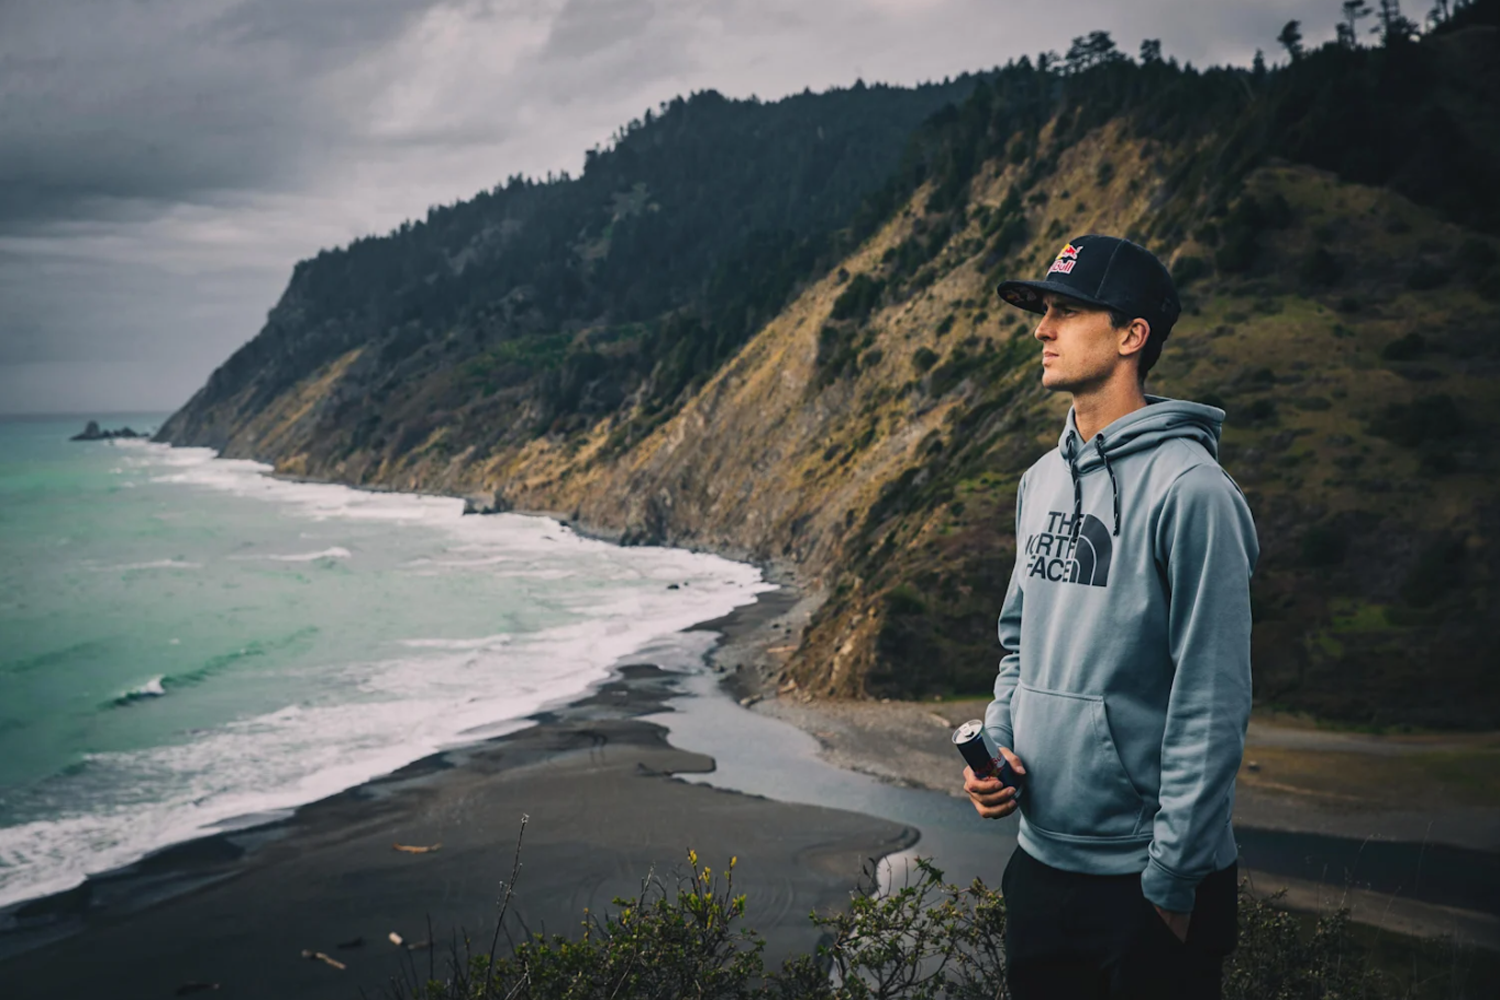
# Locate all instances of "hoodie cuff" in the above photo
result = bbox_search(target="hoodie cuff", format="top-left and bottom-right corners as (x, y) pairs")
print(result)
(1141, 858), (1199, 913)
(986, 726), (1013, 755)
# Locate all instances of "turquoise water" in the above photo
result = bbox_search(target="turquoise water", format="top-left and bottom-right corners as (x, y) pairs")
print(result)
(0, 415), (771, 907)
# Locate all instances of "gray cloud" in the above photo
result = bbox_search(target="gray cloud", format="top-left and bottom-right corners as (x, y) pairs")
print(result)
(0, 0), (1338, 415)
(0, 0), (443, 228)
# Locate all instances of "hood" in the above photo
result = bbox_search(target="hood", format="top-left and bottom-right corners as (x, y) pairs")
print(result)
(1059, 396), (1224, 470)
(1056, 395), (1226, 538)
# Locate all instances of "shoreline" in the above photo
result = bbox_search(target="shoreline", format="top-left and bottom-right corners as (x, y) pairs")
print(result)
(0, 440), (789, 918)
(0, 584), (920, 999)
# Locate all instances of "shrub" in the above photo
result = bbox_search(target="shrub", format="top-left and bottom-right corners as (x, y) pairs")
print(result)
(1406, 262), (1449, 291)
(913, 347), (940, 373)
(1381, 332), (1426, 360)
(832, 274), (887, 322)
(1172, 255), (1210, 288)
(1399, 533), (1467, 608)
(1241, 398), (1277, 424)
(389, 844), (1469, 1000)
(817, 326), (872, 387)
(1456, 237), (1498, 277)
(1366, 393), (1463, 447)
(1303, 247), (1343, 287)
(1300, 523), (1349, 567)
(885, 584), (927, 616)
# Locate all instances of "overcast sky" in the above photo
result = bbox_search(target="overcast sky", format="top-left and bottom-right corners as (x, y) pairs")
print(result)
(0, 0), (1338, 417)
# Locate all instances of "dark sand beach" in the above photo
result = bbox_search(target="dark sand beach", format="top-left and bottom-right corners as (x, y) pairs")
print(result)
(0, 589), (915, 1000)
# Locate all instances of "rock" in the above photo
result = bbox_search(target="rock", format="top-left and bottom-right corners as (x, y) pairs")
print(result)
(70, 421), (142, 441)
(738, 695), (762, 708)
(461, 490), (512, 515)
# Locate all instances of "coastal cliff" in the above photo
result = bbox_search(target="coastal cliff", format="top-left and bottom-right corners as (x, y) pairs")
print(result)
(159, 12), (1500, 726)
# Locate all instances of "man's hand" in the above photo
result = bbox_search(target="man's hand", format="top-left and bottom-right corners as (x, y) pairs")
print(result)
(962, 747), (1026, 819)
(1153, 904), (1191, 943)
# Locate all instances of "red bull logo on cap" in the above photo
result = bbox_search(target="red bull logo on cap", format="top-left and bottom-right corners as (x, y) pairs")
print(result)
(1048, 242), (1081, 275)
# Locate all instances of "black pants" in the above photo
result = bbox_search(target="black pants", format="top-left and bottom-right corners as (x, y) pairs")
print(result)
(1001, 845), (1238, 1000)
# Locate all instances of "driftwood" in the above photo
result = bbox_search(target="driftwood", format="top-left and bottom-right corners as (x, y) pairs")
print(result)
(300, 949), (347, 970)
(392, 842), (442, 854)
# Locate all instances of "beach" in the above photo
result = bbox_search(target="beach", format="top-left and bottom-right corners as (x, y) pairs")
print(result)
(0, 584), (919, 999)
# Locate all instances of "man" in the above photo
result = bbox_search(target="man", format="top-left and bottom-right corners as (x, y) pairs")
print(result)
(964, 235), (1259, 999)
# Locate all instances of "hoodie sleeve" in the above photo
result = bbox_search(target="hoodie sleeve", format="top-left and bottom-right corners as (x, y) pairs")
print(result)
(1141, 463), (1258, 913)
(985, 471), (1027, 753)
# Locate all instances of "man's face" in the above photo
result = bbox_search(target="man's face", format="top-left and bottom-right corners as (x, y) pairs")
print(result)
(1031, 293), (1139, 393)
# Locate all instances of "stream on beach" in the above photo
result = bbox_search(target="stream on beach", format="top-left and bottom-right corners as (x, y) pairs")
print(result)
(639, 648), (1500, 924)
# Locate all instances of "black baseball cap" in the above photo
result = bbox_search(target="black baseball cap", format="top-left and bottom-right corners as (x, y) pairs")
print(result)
(995, 234), (1181, 338)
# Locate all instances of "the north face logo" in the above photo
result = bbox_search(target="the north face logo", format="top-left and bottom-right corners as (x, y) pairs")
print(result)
(1024, 512), (1112, 587)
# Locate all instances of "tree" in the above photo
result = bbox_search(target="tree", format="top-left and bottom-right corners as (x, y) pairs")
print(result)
(1064, 31), (1125, 73)
(1252, 48), (1267, 79)
(1341, 0), (1374, 46)
(1277, 20), (1304, 60)
(1139, 38), (1163, 64)
(1377, 0), (1420, 43)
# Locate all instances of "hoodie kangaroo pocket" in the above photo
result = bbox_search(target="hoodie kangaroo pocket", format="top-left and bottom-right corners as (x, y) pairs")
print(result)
(1012, 683), (1148, 842)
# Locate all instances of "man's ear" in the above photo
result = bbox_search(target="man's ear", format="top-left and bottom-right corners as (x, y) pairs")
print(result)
(1119, 317), (1150, 359)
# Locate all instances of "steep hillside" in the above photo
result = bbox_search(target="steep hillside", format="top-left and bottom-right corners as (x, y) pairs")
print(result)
(155, 77), (986, 459)
(160, 12), (1500, 728)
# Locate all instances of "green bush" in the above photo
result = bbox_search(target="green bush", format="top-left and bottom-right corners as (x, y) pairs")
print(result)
(1172, 255), (1210, 287)
(389, 847), (1480, 1000)
(1399, 533), (1467, 608)
(1300, 523), (1349, 567)
(1406, 262), (1449, 291)
(1303, 247), (1343, 287)
(885, 583), (928, 616)
(1381, 333), (1426, 361)
(817, 326), (862, 387)
(1366, 394), (1463, 447)
(832, 274), (887, 322)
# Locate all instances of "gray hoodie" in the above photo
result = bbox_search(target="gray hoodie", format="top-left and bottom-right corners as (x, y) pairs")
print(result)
(984, 395), (1259, 913)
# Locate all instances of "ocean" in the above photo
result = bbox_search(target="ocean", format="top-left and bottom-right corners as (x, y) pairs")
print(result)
(0, 414), (772, 909)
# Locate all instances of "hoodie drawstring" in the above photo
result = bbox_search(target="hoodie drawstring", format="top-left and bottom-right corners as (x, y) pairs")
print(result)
(1066, 433), (1083, 542)
(1065, 431), (1122, 539)
(1095, 435), (1120, 537)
